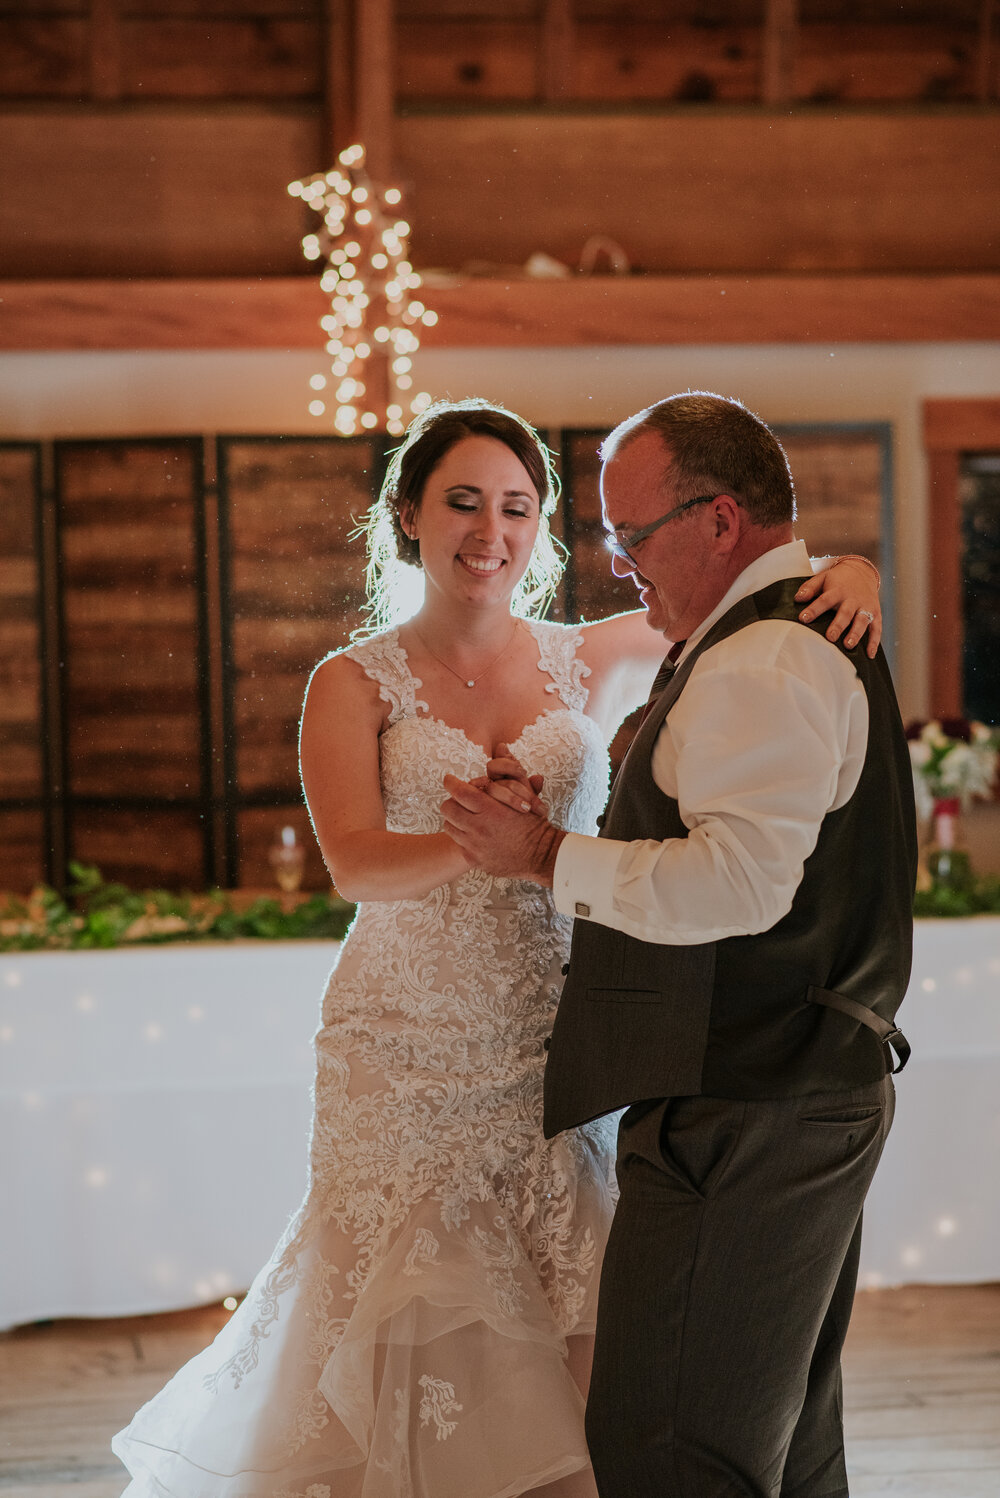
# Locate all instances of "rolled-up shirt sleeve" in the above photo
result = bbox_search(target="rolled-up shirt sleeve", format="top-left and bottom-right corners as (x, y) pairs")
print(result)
(553, 620), (869, 945)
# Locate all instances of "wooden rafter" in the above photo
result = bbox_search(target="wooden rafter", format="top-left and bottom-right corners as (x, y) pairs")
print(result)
(541, 0), (575, 102)
(318, 0), (395, 176)
(976, 0), (996, 103)
(323, 0), (356, 166)
(354, 0), (395, 183)
(88, 0), (122, 103)
(762, 0), (798, 106)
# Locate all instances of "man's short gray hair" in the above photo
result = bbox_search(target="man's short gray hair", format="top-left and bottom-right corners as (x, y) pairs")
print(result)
(601, 391), (796, 528)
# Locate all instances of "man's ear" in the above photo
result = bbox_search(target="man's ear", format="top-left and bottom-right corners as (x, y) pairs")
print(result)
(710, 495), (742, 554)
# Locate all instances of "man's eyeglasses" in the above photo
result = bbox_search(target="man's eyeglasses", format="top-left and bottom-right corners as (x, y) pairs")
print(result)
(604, 494), (720, 566)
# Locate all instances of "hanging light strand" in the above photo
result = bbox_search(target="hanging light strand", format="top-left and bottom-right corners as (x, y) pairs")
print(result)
(288, 143), (436, 437)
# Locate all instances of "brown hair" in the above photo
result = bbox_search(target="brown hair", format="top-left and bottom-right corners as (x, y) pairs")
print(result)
(360, 398), (564, 633)
(601, 391), (796, 528)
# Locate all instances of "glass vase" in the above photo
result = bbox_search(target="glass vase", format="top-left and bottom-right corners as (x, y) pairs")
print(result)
(926, 797), (973, 893)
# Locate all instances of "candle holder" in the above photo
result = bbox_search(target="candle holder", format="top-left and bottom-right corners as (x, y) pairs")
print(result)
(269, 826), (305, 895)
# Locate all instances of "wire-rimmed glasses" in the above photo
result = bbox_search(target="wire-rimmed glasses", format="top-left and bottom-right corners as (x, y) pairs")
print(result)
(604, 494), (720, 566)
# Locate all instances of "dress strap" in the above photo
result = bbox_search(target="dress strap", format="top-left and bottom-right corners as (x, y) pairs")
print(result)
(342, 629), (428, 726)
(529, 619), (591, 713)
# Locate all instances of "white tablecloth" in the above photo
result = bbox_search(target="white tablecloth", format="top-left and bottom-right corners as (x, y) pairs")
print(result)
(1, 923), (998, 1329)
(1, 943), (334, 1329)
(854, 920), (1000, 1289)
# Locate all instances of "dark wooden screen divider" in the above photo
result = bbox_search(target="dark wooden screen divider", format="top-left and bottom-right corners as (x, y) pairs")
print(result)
(217, 435), (385, 888)
(0, 443), (48, 891)
(559, 429), (639, 627)
(53, 438), (211, 891)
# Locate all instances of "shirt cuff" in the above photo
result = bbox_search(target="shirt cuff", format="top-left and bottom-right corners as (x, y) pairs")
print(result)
(553, 831), (630, 926)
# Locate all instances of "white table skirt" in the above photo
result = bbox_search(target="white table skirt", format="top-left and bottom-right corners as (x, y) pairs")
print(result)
(0, 943), (333, 1330)
(1, 923), (998, 1329)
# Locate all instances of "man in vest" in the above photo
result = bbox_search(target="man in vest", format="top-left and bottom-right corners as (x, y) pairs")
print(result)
(442, 391), (917, 1498)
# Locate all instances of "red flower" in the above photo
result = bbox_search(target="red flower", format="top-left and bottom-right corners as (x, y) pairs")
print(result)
(938, 717), (973, 743)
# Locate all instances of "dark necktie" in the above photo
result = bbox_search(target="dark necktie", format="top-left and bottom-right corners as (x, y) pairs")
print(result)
(638, 639), (686, 724)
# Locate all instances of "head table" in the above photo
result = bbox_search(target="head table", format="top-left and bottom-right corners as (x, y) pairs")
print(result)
(1, 920), (998, 1330)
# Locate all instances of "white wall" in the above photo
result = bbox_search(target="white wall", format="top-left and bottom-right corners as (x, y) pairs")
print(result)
(2, 340), (999, 717)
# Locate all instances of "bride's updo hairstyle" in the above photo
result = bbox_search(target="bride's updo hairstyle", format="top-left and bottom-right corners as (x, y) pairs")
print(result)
(359, 398), (565, 634)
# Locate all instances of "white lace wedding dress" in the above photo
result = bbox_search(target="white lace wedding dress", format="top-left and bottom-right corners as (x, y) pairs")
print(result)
(113, 619), (617, 1498)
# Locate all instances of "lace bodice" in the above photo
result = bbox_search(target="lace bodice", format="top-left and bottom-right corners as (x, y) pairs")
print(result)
(342, 617), (608, 846)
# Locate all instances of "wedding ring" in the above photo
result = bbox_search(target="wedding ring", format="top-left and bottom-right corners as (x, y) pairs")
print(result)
(857, 609), (875, 623)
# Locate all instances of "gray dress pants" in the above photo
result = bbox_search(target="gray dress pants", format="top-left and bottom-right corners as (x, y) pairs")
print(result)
(585, 1075), (894, 1498)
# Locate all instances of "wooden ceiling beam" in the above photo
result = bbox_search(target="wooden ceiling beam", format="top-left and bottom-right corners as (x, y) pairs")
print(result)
(3, 274), (1000, 352)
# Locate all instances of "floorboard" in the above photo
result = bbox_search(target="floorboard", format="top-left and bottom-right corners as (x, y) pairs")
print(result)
(1, 1286), (998, 1496)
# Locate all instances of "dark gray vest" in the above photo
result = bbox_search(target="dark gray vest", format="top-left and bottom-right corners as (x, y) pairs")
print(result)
(543, 577), (918, 1137)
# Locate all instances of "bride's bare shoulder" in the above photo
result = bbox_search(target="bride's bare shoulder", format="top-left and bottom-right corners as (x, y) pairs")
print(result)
(303, 635), (394, 723)
(573, 610), (666, 673)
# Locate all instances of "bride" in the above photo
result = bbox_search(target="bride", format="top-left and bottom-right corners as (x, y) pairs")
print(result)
(113, 399), (881, 1498)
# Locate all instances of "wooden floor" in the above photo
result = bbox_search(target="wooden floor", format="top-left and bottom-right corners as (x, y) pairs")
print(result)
(1, 1284), (998, 1497)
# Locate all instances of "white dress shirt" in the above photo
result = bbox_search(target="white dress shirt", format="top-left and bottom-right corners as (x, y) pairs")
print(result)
(553, 540), (870, 945)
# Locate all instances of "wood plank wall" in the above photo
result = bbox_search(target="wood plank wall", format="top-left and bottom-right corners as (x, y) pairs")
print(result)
(0, 417), (948, 897)
(394, 111), (1000, 276)
(54, 439), (210, 889)
(218, 435), (379, 887)
(0, 4), (997, 283)
(2, 108), (997, 280)
(0, 445), (47, 892)
(0, 3), (993, 106)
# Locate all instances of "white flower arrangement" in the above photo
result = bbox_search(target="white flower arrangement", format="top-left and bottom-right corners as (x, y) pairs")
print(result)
(905, 718), (1000, 823)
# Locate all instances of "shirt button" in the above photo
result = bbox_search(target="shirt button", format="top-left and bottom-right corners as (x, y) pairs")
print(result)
(561, 963), (570, 976)
(543, 1037), (551, 1051)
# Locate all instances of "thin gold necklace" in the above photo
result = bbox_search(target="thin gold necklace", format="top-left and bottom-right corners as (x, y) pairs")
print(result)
(414, 619), (521, 689)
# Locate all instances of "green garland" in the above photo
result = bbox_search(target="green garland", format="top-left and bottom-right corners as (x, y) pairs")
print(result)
(912, 874), (1000, 919)
(0, 864), (357, 952)
(2, 863), (999, 954)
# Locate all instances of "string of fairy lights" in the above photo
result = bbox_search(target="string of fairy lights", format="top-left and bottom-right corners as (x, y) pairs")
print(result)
(288, 144), (437, 437)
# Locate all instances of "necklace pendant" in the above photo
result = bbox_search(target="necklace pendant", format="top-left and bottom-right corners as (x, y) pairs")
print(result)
(466, 679), (475, 688)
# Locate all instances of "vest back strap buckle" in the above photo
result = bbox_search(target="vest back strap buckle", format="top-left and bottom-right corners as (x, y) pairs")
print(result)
(807, 985), (911, 1074)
